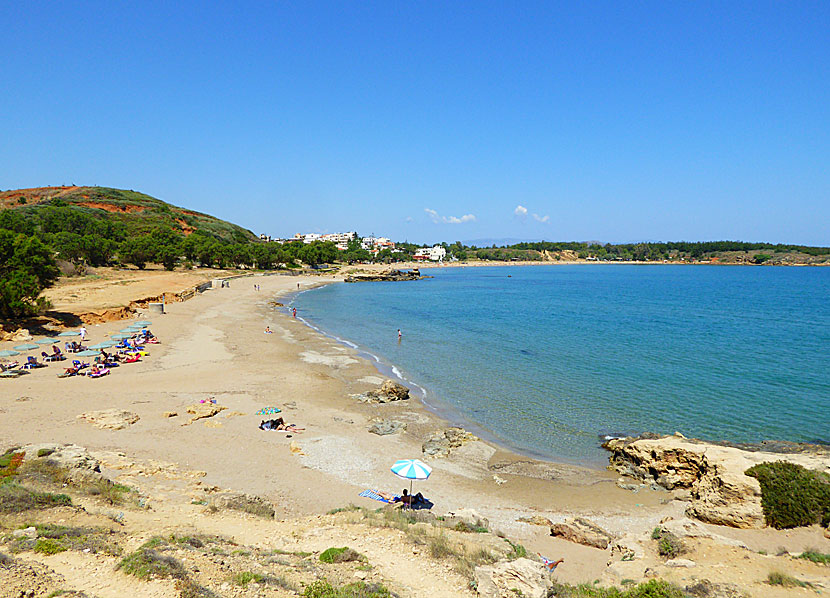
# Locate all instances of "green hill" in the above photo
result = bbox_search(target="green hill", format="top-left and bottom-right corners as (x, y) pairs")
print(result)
(0, 186), (256, 244)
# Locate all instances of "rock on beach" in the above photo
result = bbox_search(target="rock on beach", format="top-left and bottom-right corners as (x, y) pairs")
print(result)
(77, 409), (140, 430)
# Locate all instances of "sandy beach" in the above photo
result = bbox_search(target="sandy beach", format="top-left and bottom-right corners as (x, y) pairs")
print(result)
(1, 269), (828, 597)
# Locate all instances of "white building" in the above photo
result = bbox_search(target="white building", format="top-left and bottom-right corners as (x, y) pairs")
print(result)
(413, 245), (446, 261)
(361, 236), (395, 252)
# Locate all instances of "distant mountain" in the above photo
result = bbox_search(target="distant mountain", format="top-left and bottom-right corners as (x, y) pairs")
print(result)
(0, 186), (256, 243)
(462, 237), (547, 247)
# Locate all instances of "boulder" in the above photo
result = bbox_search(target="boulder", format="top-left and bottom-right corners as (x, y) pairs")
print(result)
(368, 419), (406, 435)
(422, 427), (478, 458)
(183, 403), (226, 425)
(365, 380), (410, 403)
(12, 527), (37, 539)
(604, 435), (830, 528)
(666, 558), (696, 568)
(10, 328), (33, 342)
(474, 558), (551, 598)
(518, 515), (554, 527)
(550, 517), (615, 549)
(77, 410), (140, 430)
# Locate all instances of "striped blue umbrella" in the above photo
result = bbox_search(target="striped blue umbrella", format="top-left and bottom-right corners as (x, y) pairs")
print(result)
(0, 350), (21, 357)
(391, 459), (432, 505)
(36, 337), (61, 345)
(59, 331), (80, 337)
(391, 459), (432, 480)
(13, 344), (39, 351)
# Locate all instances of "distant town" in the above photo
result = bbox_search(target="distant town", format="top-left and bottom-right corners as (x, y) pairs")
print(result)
(258, 232), (447, 262)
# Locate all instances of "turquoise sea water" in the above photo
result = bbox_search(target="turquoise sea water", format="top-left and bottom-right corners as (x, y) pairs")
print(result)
(293, 265), (830, 466)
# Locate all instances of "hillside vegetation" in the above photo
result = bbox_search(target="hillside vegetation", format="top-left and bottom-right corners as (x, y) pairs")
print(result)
(0, 186), (340, 318)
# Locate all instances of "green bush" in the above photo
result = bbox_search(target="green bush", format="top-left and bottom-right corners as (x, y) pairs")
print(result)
(650, 528), (683, 559)
(303, 580), (392, 598)
(766, 571), (811, 588)
(548, 579), (685, 598)
(0, 481), (71, 513)
(797, 550), (830, 565)
(746, 461), (830, 529)
(34, 538), (68, 555)
(319, 546), (364, 563)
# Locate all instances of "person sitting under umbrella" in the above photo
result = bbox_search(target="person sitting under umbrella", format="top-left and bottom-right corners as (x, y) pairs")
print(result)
(399, 488), (427, 507)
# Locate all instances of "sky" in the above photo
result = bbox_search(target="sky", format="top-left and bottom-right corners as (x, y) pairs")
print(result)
(1, 1), (828, 245)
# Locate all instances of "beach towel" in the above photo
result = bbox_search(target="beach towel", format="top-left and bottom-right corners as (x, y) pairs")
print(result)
(256, 406), (282, 415)
(358, 489), (400, 503)
(538, 554), (564, 571)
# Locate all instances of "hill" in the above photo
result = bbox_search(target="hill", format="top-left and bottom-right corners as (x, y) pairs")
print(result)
(0, 186), (256, 244)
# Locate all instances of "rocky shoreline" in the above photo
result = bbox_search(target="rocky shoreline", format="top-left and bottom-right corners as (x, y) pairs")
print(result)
(604, 433), (830, 529)
(343, 268), (424, 282)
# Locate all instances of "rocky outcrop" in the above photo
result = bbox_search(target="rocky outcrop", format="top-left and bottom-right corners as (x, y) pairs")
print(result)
(77, 409), (140, 430)
(368, 418), (406, 435)
(605, 434), (830, 528)
(363, 380), (411, 403)
(183, 403), (227, 425)
(474, 558), (551, 598)
(422, 427), (478, 458)
(344, 269), (421, 283)
(550, 517), (615, 549)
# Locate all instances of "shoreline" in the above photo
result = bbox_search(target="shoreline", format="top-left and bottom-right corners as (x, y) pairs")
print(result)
(284, 280), (611, 471)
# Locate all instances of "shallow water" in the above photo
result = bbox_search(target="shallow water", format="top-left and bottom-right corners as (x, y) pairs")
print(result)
(294, 265), (830, 466)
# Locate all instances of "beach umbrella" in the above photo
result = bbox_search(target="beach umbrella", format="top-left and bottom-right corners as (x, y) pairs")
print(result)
(390, 459), (432, 504)
(0, 371), (21, 378)
(133, 320), (152, 326)
(59, 331), (80, 337)
(77, 350), (101, 357)
(13, 344), (39, 351)
(119, 328), (139, 333)
(89, 342), (116, 349)
(0, 350), (21, 357)
(36, 337), (60, 345)
(110, 334), (129, 340)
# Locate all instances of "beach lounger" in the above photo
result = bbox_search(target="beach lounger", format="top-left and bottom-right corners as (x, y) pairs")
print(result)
(358, 489), (400, 504)
(87, 368), (110, 378)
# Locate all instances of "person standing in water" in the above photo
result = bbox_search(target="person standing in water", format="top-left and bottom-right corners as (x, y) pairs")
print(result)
(292, 307), (297, 318)
(397, 329), (402, 341)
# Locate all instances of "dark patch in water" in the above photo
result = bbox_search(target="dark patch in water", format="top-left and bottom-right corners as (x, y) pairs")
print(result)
(519, 349), (533, 355)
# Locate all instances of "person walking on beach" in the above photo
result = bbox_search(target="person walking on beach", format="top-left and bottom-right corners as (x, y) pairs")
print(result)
(79, 326), (87, 342)
(292, 307), (297, 318)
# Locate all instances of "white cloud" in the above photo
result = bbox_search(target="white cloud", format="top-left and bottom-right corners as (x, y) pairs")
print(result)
(405, 216), (414, 223)
(514, 205), (528, 217)
(532, 213), (550, 223)
(425, 208), (476, 224)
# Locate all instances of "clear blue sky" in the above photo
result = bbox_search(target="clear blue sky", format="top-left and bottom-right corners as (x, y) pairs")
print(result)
(2, 1), (828, 245)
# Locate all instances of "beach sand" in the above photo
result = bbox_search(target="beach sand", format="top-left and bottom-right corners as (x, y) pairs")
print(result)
(2, 270), (828, 596)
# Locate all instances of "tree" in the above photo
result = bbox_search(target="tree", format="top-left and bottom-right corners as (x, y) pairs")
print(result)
(0, 230), (59, 318)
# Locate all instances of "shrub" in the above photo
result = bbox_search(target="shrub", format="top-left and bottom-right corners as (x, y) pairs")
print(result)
(319, 546), (365, 563)
(650, 528), (683, 559)
(0, 481), (71, 513)
(34, 538), (68, 555)
(548, 579), (685, 598)
(303, 580), (392, 598)
(506, 539), (527, 559)
(0, 451), (24, 480)
(746, 461), (830, 529)
(117, 540), (188, 580)
(797, 550), (830, 565)
(766, 571), (811, 588)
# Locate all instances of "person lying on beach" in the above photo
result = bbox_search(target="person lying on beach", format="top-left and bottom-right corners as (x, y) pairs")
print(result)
(264, 326), (272, 334)
(62, 364), (80, 376)
(258, 418), (305, 432)
(89, 364), (100, 376)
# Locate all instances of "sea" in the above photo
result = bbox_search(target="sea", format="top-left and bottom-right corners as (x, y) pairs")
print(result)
(291, 265), (830, 467)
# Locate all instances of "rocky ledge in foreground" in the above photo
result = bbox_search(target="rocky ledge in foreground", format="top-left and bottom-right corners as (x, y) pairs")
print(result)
(604, 433), (830, 529)
(344, 268), (422, 282)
